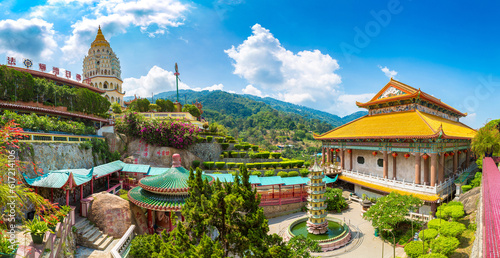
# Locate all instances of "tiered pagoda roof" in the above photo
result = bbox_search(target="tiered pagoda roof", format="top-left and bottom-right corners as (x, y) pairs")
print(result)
(127, 154), (214, 212)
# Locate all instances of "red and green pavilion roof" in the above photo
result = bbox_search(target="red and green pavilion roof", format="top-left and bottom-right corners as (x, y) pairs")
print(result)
(128, 166), (214, 212)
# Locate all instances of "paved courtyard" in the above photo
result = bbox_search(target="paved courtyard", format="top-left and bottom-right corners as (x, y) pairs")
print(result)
(267, 198), (407, 258)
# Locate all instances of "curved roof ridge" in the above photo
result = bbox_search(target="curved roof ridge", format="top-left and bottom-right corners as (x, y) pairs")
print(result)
(415, 109), (438, 134)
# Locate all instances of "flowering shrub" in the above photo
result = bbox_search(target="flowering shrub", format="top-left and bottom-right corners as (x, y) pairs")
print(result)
(0, 229), (18, 255)
(324, 188), (348, 212)
(115, 112), (200, 149)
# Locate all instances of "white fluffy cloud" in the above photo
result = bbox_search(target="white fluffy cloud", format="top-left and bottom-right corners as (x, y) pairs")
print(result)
(0, 18), (57, 60)
(242, 85), (264, 97)
(378, 65), (398, 78)
(225, 24), (342, 106)
(123, 66), (223, 97)
(331, 93), (374, 116)
(460, 112), (477, 127)
(59, 0), (188, 62)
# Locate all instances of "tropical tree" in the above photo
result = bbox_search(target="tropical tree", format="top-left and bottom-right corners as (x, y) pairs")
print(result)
(471, 126), (500, 157)
(182, 104), (201, 118)
(156, 99), (174, 112)
(111, 102), (122, 113)
(363, 192), (423, 231)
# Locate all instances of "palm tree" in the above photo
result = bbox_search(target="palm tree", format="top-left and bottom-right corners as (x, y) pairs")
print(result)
(471, 127), (500, 157)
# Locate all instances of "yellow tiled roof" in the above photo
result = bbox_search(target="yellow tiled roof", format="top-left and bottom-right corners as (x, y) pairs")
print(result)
(314, 110), (476, 140)
(339, 175), (440, 202)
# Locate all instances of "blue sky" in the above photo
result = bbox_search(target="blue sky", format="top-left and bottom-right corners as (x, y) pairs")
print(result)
(0, 0), (498, 128)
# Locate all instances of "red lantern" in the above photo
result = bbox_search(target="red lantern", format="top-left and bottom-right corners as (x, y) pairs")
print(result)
(372, 151), (378, 156)
(422, 154), (429, 160)
(464, 150), (467, 153)
(450, 152), (455, 156)
(404, 153), (410, 159)
(347, 149), (352, 153)
(392, 152), (398, 158)
(444, 153), (449, 157)
(336, 149), (340, 153)
(457, 151), (462, 154)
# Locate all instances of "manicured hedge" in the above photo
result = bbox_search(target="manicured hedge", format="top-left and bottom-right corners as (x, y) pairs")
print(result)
(226, 136), (234, 141)
(296, 160), (305, 168)
(270, 152), (282, 159)
(277, 171), (288, 177)
(236, 163), (244, 168)
(206, 136), (213, 142)
(219, 154), (224, 159)
(215, 137), (224, 143)
(430, 236), (459, 256)
(300, 168), (310, 177)
(404, 241), (428, 258)
(265, 170), (275, 177)
(192, 160), (200, 168)
(251, 145), (259, 151)
(304, 161), (311, 167)
(215, 162), (225, 169)
(419, 229), (438, 241)
(252, 171), (262, 176)
(203, 161), (215, 169)
(439, 221), (465, 238)
(230, 151), (239, 158)
(247, 163), (255, 169)
(226, 162), (236, 169)
(288, 171), (299, 177)
(221, 143), (229, 150)
(254, 163), (262, 169)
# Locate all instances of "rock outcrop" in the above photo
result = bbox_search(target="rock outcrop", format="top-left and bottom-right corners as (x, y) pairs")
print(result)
(88, 192), (132, 238)
(459, 186), (481, 214)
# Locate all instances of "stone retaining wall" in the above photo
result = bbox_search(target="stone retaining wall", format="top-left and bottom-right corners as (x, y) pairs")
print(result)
(262, 201), (306, 218)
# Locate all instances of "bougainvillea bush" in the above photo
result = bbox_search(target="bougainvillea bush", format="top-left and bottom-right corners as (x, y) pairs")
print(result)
(115, 112), (200, 149)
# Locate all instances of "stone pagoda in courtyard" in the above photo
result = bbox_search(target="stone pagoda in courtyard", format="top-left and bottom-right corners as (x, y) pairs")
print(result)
(306, 161), (328, 234)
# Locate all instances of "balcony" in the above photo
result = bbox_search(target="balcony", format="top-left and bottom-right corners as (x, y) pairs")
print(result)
(307, 189), (326, 195)
(307, 181), (324, 187)
(307, 204), (327, 210)
(308, 174), (325, 180)
(307, 196), (327, 202)
(339, 163), (477, 196)
(307, 212), (328, 219)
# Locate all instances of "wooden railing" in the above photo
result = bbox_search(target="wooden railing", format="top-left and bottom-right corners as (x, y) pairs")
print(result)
(19, 131), (104, 143)
(106, 182), (124, 195)
(258, 190), (308, 206)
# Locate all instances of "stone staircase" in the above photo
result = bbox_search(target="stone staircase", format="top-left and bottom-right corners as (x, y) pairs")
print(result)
(74, 219), (114, 250)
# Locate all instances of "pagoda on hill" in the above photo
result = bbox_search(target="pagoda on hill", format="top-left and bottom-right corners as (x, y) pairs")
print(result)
(314, 78), (477, 215)
(128, 154), (213, 233)
(306, 161), (328, 234)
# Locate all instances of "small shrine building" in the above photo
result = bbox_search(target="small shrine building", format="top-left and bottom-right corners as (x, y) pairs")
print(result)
(314, 79), (477, 215)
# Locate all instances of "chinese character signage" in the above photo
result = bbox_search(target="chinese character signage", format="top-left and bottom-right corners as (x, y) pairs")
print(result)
(39, 63), (46, 72)
(7, 57), (16, 66)
(53, 67), (59, 76)
(65, 70), (71, 79)
(76, 74), (81, 81)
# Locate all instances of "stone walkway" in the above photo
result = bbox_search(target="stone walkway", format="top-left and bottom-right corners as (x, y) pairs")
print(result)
(267, 199), (407, 258)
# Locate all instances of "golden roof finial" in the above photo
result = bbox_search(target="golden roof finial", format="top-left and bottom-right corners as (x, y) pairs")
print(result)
(92, 25), (109, 47)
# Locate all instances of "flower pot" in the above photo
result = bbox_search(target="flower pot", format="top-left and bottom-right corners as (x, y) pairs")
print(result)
(0, 247), (18, 258)
(31, 233), (44, 244)
(374, 228), (379, 237)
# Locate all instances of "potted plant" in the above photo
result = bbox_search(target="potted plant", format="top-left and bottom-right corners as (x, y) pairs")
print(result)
(24, 218), (51, 244)
(0, 230), (18, 258)
(44, 215), (59, 232)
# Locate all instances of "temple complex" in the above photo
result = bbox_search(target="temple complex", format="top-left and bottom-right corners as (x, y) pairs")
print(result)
(83, 26), (125, 106)
(314, 79), (477, 215)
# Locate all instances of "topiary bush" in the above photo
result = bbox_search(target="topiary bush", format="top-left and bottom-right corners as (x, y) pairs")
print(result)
(226, 136), (234, 141)
(246, 163), (255, 169)
(430, 236), (459, 256)
(239, 152), (247, 158)
(419, 229), (438, 242)
(215, 137), (224, 143)
(226, 162), (236, 169)
(270, 152), (282, 159)
(220, 143), (229, 150)
(236, 163), (244, 168)
(304, 161), (311, 167)
(428, 219), (447, 230)
(252, 171), (262, 176)
(265, 170), (275, 177)
(219, 154), (224, 159)
(192, 160), (200, 168)
(437, 202), (465, 221)
(300, 168), (310, 177)
(271, 162), (279, 169)
(277, 171), (288, 177)
(206, 136), (213, 142)
(215, 162), (225, 170)
(279, 161), (289, 169)
(404, 240), (429, 258)
(254, 163), (262, 169)
(461, 184), (472, 193)
(197, 136), (205, 143)
(418, 253), (447, 258)
(203, 161), (215, 170)
(230, 171), (239, 176)
(251, 145), (259, 151)
(439, 221), (465, 238)
(289, 171), (299, 177)
(234, 144), (242, 150)
(259, 151), (270, 159)
(230, 151), (238, 158)
(296, 160), (305, 168)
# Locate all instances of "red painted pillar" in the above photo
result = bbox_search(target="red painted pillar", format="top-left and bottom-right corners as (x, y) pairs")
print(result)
(147, 210), (153, 234)
(80, 185), (84, 216)
(279, 185), (282, 206)
(272, 185), (274, 199)
(181, 214), (184, 222)
(66, 189), (69, 206)
(107, 175), (110, 189)
(35, 187), (38, 194)
(91, 177), (94, 194)
(292, 185), (295, 198)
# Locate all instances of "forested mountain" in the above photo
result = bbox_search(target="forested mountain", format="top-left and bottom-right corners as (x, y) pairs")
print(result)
(125, 90), (367, 156)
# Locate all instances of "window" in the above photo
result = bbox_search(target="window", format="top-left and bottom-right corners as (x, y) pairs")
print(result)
(357, 156), (365, 164)
(377, 159), (384, 167)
